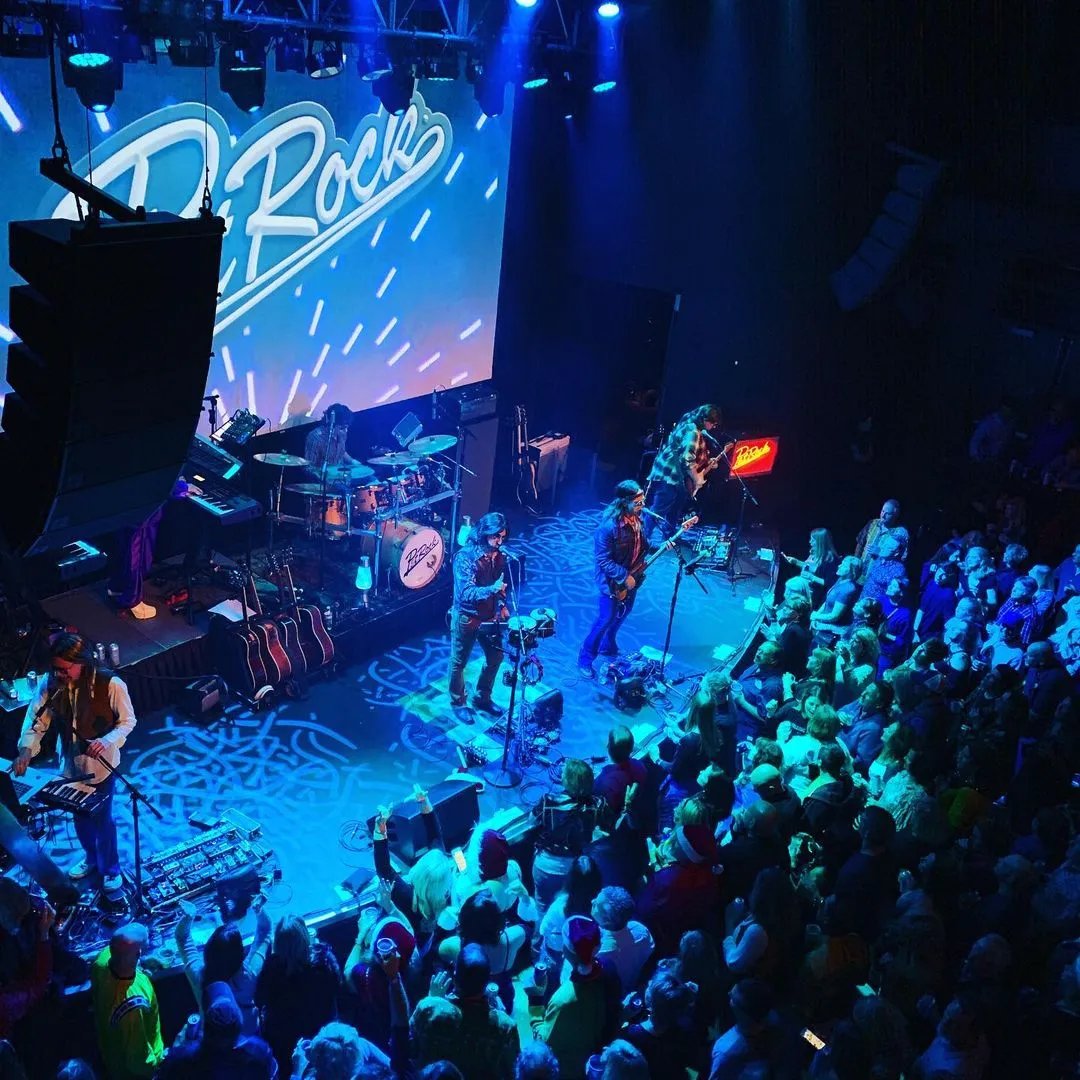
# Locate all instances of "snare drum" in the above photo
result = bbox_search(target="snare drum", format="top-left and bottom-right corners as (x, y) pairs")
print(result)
(353, 482), (388, 515)
(530, 608), (557, 639)
(381, 520), (445, 589)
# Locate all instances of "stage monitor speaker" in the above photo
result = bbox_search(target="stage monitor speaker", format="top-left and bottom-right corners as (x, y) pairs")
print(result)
(365, 778), (480, 866)
(1, 213), (225, 556)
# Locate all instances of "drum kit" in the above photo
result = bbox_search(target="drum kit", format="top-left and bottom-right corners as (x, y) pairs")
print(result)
(254, 433), (460, 594)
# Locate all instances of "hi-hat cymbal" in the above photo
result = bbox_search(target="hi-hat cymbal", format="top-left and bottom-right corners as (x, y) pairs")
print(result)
(254, 452), (309, 468)
(368, 451), (421, 467)
(408, 434), (458, 456)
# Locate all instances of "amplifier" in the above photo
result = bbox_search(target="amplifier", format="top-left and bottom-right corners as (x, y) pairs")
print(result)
(178, 676), (227, 719)
(529, 433), (570, 496)
(441, 383), (498, 425)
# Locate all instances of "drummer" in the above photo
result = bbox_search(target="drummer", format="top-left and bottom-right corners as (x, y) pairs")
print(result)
(304, 403), (361, 484)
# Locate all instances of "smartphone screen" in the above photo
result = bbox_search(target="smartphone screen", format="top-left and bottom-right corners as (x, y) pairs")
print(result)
(801, 1028), (826, 1051)
(452, 847), (467, 872)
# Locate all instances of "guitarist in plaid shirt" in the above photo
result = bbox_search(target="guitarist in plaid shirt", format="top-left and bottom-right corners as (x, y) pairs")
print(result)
(645, 404), (733, 542)
(578, 481), (648, 679)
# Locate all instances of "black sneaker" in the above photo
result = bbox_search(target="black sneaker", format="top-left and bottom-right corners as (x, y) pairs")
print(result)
(470, 696), (503, 717)
(452, 704), (475, 725)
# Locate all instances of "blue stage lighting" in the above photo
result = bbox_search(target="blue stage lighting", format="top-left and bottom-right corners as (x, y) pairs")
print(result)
(592, 79), (617, 93)
(597, 2), (620, 17)
(514, 0), (539, 7)
(523, 76), (548, 89)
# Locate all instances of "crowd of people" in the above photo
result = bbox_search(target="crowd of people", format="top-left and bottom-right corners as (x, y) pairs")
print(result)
(1, 445), (1079, 1078)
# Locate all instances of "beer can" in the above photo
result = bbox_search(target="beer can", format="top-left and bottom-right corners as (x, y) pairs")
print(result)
(108, 643), (121, 667)
(25, 670), (38, 689)
(94, 644), (107, 664)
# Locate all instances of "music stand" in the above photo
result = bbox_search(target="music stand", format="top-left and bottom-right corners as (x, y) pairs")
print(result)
(721, 436), (779, 590)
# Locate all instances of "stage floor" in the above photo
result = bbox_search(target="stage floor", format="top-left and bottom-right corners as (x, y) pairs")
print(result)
(38, 508), (775, 921)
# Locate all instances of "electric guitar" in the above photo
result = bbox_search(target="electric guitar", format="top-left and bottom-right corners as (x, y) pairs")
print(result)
(513, 404), (539, 507)
(686, 442), (736, 497)
(608, 515), (699, 600)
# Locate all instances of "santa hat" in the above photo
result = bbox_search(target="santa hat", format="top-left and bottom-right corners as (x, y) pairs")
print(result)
(371, 915), (416, 966)
(564, 915), (601, 967)
(478, 830), (511, 880)
(671, 824), (719, 865)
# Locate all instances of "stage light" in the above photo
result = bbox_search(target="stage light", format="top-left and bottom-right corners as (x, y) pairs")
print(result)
(356, 43), (392, 81)
(523, 73), (548, 90)
(419, 54), (459, 82)
(521, 52), (550, 90)
(592, 79), (617, 93)
(474, 70), (507, 117)
(220, 42), (266, 113)
(372, 65), (415, 115)
(307, 39), (344, 79)
(275, 32), (305, 73)
(597, 1), (621, 16)
(63, 34), (123, 113)
(514, 0), (539, 7)
(168, 33), (215, 67)
(0, 18), (48, 59)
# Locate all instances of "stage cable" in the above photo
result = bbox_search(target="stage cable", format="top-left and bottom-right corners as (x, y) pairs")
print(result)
(44, 0), (83, 221)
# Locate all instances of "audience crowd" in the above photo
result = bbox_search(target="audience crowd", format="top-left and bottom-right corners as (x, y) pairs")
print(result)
(0, 408), (1078, 1079)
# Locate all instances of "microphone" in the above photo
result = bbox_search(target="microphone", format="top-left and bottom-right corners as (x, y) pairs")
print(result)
(499, 546), (520, 560)
(639, 506), (667, 522)
(431, 386), (438, 422)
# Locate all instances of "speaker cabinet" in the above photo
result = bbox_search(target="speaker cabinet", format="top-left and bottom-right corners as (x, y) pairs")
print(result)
(365, 778), (480, 865)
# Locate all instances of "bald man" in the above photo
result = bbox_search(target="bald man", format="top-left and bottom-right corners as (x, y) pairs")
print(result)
(90, 923), (164, 1078)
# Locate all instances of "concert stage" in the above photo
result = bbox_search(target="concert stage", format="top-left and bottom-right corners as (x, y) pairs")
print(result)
(26, 505), (776, 931)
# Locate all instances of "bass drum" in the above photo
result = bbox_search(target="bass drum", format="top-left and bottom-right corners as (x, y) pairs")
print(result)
(381, 520), (445, 590)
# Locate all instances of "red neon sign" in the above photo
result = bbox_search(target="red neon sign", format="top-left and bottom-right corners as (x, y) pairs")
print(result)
(728, 436), (779, 478)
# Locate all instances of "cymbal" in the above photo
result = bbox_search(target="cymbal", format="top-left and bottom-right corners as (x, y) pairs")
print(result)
(254, 452), (309, 468)
(285, 482), (379, 497)
(325, 463), (377, 483)
(368, 451), (421, 467)
(408, 434), (458, 456)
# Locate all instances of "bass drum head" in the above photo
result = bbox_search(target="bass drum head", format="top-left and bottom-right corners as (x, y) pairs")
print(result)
(383, 521), (445, 589)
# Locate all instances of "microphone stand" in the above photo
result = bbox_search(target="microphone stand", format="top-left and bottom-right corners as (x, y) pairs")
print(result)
(95, 755), (163, 920)
(718, 445), (759, 593)
(318, 413), (336, 590)
(658, 539), (708, 684)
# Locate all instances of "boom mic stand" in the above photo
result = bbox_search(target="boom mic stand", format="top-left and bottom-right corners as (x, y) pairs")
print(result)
(96, 756), (163, 920)
(658, 537), (708, 683)
(317, 413), (336, 590)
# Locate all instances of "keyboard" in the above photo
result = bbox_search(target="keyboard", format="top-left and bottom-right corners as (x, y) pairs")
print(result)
(36, 778), (108, 817)
(184, 474), (263, 526)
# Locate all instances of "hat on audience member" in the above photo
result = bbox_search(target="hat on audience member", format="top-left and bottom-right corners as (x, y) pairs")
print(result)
(672, 824), (719, 865)
(564, 915), (601, 967)
(203, 982), (243, 1042)
(371, 915), (416, 966)
(749, 764), (782, 791)
(478, 830), (511, 880)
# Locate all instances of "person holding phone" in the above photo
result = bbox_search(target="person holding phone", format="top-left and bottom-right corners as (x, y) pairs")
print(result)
(447, 512), (511, 720)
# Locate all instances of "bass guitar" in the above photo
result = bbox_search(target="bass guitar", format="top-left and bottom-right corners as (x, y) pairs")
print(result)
(608, 515), (698, 601)
(246, 569), (292, 685)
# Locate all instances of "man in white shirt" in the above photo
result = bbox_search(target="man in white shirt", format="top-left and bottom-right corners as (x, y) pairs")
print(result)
(14, 633), (137, 896)
(592, 885), (654, 992)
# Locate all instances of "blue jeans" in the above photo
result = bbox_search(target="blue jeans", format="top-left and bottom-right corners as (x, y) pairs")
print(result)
(579, 592), (637, 667)
(73, 780), (119, 878)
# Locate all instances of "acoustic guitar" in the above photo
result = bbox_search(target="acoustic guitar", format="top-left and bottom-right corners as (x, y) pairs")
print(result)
(608, 515), (698, 601)
(246, 570), (292, 684)
(217, 572), (271, 694)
